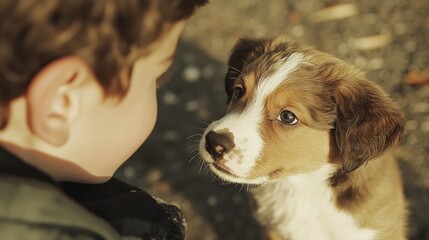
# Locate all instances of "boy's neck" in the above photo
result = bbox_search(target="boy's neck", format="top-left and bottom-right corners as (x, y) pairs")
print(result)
(0, 141), (110, 183)
(0, 144), (56, 184)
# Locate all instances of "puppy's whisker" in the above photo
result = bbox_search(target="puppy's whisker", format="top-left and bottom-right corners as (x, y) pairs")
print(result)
(191, 127), (206, 132)
(189, 147), (200, 153)
(225, 65), (244, 76)
(198, 160), (206, 173)
(237, 184), (245, 193)
(188, 153), (200, 163)
(186, 143), (199, 151)
(219, 64), (246, 82)
(186, 134), (203, 140)
(198, 121), (210, 126)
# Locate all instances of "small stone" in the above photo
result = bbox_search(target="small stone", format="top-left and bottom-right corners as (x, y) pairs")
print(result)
(163, 91), (179, 105)
(123, 166), (136, 180)
(186, 100), (199, 112)
(183, 66), (201, 82)
(154, 182), (171, 193)
(163, 131), (180, 141)
(147, 169), (162, 183)
(207, 195), (218, 206)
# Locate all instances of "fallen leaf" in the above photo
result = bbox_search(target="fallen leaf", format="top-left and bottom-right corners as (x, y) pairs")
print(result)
(350, 33), (392, 50)
(405, 70), (429, 86)
(312, 3), (359, 23)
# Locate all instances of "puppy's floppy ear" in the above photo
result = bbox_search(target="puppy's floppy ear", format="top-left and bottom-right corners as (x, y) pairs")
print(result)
(334, 77), (405, 173)
(225, 38), (265, 103)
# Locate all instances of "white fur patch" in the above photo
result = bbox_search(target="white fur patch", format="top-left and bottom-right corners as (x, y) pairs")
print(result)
(199, 53), (305, 183)
(201, 112), (263, 179)
(256, 53), (305, 99)
(251, 165), (377, 240)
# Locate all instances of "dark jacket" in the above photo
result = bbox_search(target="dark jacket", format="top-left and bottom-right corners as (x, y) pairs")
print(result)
(0, 146), (186, 240)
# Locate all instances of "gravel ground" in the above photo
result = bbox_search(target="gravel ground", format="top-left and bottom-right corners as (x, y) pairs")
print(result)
(116, 0), (429, 239)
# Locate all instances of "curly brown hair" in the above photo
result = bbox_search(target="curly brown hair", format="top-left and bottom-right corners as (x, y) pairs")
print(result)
(0, 0), (208, 129)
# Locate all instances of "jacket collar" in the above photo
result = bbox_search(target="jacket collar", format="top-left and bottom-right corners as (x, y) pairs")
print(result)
(0, 145), (57, 185)
(0, 175), (120, 240)
(0, 146), (120, 239)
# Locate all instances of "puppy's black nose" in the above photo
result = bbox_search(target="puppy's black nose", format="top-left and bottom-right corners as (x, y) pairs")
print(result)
(205, 131), (235, 160)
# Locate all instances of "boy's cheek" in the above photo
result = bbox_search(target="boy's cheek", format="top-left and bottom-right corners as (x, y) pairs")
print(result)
(125, 84), (158, 151)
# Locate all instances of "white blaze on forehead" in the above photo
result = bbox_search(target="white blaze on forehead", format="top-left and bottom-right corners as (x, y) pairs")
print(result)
(256, 53), (305, 100)
(202, 53), (305, 180)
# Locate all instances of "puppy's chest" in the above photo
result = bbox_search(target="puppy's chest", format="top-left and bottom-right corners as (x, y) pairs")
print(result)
(250, 175), (377, 240)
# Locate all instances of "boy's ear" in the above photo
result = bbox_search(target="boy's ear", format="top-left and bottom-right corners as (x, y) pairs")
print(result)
(26, 56), (93, 146)
(333, 78), (406, 173)
(225, 38), (265, 103)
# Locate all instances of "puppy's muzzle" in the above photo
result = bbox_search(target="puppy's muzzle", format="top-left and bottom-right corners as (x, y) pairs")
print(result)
(205, 131), (235, 161)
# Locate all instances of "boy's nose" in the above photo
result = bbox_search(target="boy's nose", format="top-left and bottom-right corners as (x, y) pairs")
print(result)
(205, 131), (235, 160)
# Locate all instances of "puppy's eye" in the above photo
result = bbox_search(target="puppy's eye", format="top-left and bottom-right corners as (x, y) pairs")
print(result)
(233, 86), (244, 100)
(277, 110), (298, 125)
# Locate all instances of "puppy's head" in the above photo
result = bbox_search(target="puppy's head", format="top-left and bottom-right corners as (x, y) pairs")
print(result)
(199, 37), (405, 184)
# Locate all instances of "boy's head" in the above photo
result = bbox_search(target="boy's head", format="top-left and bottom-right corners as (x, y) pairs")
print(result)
(0, 0), (207, 182)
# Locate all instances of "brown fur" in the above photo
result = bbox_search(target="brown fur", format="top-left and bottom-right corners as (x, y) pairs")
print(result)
(329, 153), (408, 239)
(223, 36), (407, 239)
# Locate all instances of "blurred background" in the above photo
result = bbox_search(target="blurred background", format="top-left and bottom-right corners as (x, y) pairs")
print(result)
(116, 0), (429, 239)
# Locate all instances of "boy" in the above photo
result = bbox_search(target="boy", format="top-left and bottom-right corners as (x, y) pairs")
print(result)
(0, 0), (208, 239)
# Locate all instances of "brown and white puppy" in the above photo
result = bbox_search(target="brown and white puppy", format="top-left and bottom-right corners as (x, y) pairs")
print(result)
(199, 37), (407, 240)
